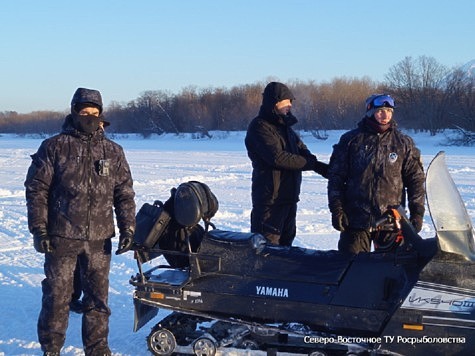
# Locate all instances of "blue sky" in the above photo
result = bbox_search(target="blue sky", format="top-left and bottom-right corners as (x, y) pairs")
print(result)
(1, 0), (474, 113)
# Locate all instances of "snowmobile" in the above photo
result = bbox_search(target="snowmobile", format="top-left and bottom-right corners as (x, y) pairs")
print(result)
(129, 151), (475, 355)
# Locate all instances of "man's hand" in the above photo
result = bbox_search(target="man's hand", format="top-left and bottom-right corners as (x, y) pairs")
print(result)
(409, 203), (424, 233)
(115, 228), (134, 255)
(33, 229), (53, 253)
(314, 161), (329, 179)
(332, 209), (349, 232)
(410, 214), (423, 233)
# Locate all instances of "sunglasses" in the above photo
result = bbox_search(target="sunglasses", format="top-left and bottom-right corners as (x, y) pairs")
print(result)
(371, 95), (395, 108)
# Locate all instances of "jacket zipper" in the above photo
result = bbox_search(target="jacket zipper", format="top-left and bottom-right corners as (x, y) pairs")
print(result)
(369, 134), (382, 228)
(86, 137), (92, 240)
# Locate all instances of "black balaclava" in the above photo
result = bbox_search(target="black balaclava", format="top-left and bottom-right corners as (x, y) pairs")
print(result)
(72, 111), (102, 134)
(70, 88), (105, 134)
(365, 116), (392, 133)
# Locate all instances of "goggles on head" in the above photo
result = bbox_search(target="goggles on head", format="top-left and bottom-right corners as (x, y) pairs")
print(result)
(366, 94), (395, 110)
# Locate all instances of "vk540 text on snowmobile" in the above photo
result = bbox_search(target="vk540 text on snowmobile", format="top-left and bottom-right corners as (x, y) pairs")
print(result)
(129, 152), (475, 355)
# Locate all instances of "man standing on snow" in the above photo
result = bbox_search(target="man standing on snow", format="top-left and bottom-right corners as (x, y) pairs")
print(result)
(25, 88), (136, 356)
(245, 82), (328, 246)
(327, 94), (425, 254)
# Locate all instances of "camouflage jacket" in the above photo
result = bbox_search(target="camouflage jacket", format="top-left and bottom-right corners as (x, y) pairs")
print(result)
(327, 118), (425, 229)
(25, 115), (136, 240)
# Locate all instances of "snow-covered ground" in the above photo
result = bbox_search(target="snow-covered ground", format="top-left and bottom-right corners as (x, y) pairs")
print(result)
(1, 130), (475, 356)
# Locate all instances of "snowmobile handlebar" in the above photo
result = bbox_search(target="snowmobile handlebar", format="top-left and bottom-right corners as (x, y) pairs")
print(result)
(370, 208), (402, 233)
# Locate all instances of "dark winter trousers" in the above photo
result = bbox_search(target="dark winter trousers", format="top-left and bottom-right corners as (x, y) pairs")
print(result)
(338, 229), (372, 254)
(38, 237), (112, 355)
(251, 203), (297, 246)
(72, 258), (82, 301)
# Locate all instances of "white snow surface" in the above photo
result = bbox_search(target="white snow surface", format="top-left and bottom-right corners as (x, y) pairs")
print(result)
(1, 130), (475, 355)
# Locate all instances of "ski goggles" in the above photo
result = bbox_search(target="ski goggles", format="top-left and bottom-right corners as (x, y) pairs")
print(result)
(370, 94), (395, 108)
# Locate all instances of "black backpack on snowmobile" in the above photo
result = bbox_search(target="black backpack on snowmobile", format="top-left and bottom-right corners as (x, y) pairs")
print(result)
(132, 181), (218, 267)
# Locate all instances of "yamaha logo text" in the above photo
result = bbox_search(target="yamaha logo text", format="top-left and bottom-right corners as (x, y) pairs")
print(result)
(256, 285), (289, 298)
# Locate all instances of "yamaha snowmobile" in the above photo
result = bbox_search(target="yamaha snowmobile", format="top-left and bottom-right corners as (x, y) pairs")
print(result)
(129, 151), (475, 355)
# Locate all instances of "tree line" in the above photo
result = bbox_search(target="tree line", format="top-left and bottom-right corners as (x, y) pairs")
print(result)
(1, 56), (473, 136)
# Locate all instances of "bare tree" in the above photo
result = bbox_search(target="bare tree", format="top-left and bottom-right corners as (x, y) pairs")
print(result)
(445, 68), (475, 131)
(384, 56), (449, 134)
(135, 90), (178, 135)
(4, 60), (473, 138)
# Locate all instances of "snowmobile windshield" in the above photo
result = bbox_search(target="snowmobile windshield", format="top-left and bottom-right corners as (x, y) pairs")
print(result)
(426, 151), (475, 261)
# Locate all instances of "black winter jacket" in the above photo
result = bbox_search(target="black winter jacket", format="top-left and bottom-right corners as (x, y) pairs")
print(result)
(327, 118), (425, 229)
(25, 115), (136, 241)
(245, 83), (318, 206)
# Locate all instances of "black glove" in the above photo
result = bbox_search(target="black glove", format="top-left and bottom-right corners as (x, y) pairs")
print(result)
(116, 228), (134, 255)
(303, 155), (318, 170)
(33, 229), (53, 253)
(332, 209), (349, 232)
(409, 203), (424, 233)
(314, 161), (329, 179)
(410, 214), (423, 233)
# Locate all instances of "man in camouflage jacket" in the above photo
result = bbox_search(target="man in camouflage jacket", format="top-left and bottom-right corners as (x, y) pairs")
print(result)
(327, 94), (425, 254)
(25, 88), (136, 356)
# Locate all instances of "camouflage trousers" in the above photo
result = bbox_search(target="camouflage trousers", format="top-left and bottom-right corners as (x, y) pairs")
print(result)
(38, 237), (112, 355)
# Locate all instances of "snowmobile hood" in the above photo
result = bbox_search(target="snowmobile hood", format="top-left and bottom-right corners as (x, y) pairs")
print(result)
(426, 151), (475, 261)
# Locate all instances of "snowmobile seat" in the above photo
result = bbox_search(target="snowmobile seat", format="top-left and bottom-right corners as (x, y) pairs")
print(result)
(204, 229), (266, 246)
(190, 230), (268, 277)
(259, 245), (353, 285)
(196, 229), (352, 285)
